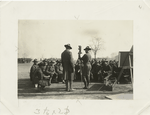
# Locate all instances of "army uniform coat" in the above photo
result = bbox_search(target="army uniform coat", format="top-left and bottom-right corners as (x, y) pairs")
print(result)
(55, 64), (63, 75)
(30, 64), (39, 80)
(45, 65), (57, 76)
(33, 68), (44, 84)
(61, 49), (74, 80)
(81, 52), (92, 77)
(55, 64), (63, 81)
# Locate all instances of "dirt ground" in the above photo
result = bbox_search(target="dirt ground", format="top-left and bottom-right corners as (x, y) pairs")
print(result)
(18, 63), (133, 100)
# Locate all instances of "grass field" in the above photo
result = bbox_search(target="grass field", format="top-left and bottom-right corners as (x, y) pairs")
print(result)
(18, 63), (133, 99)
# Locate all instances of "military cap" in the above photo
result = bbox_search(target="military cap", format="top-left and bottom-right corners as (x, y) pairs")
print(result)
(84, 46), (91, 50)
(56, 60), (61, 63)
(64, 44), (72, 49)
(109, 60), (112, 62)
(50, 60), (56, 63)
(38, 62), (45, 67)
(43, 59), (47, 62)
(32, 59), (38, 62)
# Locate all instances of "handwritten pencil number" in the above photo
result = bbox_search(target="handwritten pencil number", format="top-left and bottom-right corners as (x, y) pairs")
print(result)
(34, 109), (40, 114)
(58, 108), (63, 114)
(64, 106), (70, 115)
(52, 110), (56, 115)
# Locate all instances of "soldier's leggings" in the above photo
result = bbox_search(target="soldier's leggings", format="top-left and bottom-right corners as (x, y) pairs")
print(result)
(65, 80), (73, 91)
(83, 75), (90, 88)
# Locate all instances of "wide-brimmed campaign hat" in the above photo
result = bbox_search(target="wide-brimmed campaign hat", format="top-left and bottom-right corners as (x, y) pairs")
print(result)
(64, 44), (72, 49)
(38, 62), (45, 67)
(50, 60), (56, 63)
(32, 59), (38, 62)
(43, 59), (48, 62)
(84, 46), (91, 50)
(56, 60), (61, 63)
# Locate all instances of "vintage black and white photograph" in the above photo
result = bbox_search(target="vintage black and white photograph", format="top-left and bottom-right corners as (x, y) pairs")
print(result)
(2, 1), (150, 114)
(18, 20), (133, 100)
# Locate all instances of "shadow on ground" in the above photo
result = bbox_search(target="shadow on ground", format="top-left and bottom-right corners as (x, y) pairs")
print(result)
(18, 79), (110, 94)
(18, 78), (133, 97)
(18, 78), (67, 93)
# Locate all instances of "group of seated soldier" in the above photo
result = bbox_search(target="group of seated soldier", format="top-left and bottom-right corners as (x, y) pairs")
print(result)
(30, 59), (64, 89)
(75, 58), (131, 84)
(30, 58), (131, 90)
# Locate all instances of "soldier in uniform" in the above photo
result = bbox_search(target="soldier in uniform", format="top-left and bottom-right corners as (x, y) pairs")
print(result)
(75, 60), (81, 81)
(43, 59), (48, 66)
(33, 62), (46, 89)
(80, 46), (92, 89)
(55, 60), (64, 83)
(42, 59), (48, 75)
(97, 61), (103, 82)
(102, 61), (112, 82)
(61, 44), (75, 91)
(45, 60), (58, 85)
(91, 60), (100, 82)
(30, 59), (39, 82)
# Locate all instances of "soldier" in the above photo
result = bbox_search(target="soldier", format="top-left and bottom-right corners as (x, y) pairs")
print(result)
(30, 59), (39, 82)
(102, 61), (112, 82)
(97, 61), (103, 82)
(61, 44), (75, 91)
(75, 60), (81, 81)
(45, 60), (58, 85)
(34, 62), (53, 90)
(42, 59), (48, 75)
(91, 60), (100, 82)
(43, 59), (48, 66)
(55, 60), (64, 83)
(33, 62), (46, 89)
(80, 46), (92, 89)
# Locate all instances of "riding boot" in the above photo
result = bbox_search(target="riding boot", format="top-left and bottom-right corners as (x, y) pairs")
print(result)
(87, 75), (90, 88)
(70, 80), (72, 89)
(83, 78), (87, 89)
(65, 80), (69, 91)
(87, 82), (89, 88)
(83, 82), (87, 89)
(48, 77), (52, 86)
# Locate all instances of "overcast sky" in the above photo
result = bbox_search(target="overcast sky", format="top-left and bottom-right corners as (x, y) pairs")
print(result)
(18, 20), (133, 60)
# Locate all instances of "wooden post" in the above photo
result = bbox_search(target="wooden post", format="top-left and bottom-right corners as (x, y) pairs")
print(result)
(117, 68), (124, 83)
(129, 54), (133, 83)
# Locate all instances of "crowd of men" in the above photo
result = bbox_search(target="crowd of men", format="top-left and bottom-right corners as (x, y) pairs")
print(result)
(30, 59), (64, 89)
(30, 44), (131, 91)
(75, 59), (131, 84)
(75, 59), (118, 81)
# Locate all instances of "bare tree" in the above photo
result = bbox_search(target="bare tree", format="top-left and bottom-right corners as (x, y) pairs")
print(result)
(89, 37), (105, 59)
